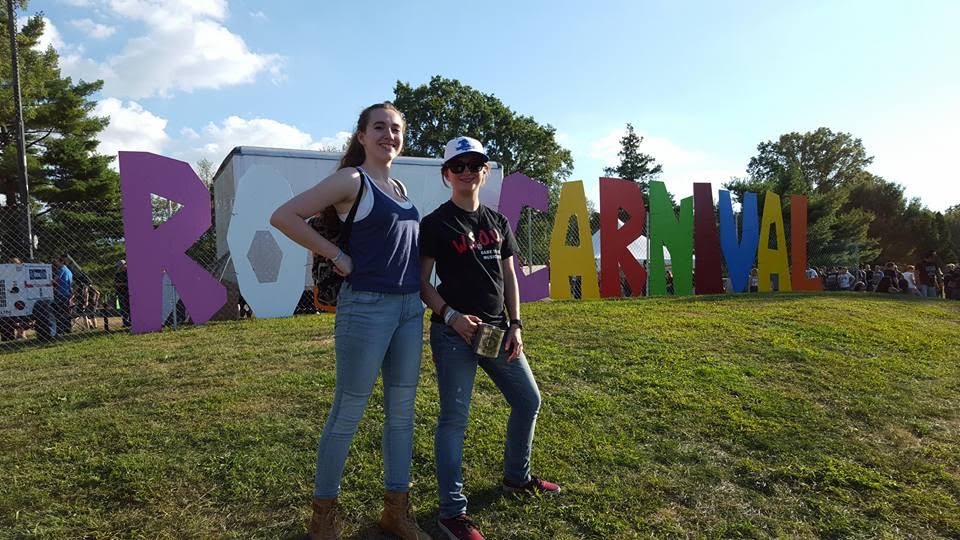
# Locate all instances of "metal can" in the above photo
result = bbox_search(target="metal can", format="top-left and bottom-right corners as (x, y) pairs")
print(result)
(472, 323), (506, 358)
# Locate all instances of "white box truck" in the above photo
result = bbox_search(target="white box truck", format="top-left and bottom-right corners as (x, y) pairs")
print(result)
(0, 262), (56, 341)
(211, 146), (503, 319)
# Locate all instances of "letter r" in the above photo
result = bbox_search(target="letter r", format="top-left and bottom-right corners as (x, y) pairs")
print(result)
(119, 152), (227, 333)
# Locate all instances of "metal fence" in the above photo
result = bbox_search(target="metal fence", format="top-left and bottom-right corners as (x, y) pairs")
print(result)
(2, 199), (956, 348)
(0, 200), (220, 347)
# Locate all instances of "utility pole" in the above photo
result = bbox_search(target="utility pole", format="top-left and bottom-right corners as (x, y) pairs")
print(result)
(6, 0), (34, 260)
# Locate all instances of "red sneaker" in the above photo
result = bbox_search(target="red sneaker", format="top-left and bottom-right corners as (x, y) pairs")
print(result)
(502, 475), (561, 495)
(438, 514), (485, 540)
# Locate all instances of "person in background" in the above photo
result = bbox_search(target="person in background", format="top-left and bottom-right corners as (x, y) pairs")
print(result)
(52, 257), (74, 336)
(869, 264), (885, 292)
(114, 260), (130, 328)
(875, 264), (903, 294)
(854, 263), (868, 285)
(837, 267), (854, 291)
(81, 284), (101, 329)
(915, 251), (943, 298)
(749, 268), (759, 293)
(901, 264), (919, 295)
(944, 263), (960, 300)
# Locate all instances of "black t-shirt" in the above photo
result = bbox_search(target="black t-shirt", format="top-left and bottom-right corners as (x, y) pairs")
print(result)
(917, 261), (940, 286)
(420, 201), (518, 326)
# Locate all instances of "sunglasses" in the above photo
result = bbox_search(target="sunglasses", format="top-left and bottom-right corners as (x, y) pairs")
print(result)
(447, 161), (486, 174)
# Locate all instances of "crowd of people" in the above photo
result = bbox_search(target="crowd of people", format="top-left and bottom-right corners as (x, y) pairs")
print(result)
(807, 250), (959, 299)
(3, 257), (131, 340)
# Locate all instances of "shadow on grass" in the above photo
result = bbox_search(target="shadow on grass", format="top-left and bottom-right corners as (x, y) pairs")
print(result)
(277, 485), (507, 539)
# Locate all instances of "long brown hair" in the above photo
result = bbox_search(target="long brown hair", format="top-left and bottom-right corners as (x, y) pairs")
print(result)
(337, 102), (405, 170)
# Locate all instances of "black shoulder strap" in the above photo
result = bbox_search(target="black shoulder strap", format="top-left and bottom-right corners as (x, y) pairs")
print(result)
(338, 168), (366, 252)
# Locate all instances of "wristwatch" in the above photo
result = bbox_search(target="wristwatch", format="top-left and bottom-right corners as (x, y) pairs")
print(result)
(509, 319), (523, 329)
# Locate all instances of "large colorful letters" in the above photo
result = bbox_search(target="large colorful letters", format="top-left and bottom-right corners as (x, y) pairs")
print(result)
(549, 181), (600, 300)
(790, 195), (823, 291)
(118, 152), (823, 335)
(599, 178), (647, 298)
(718, 190), (759, 293)
(119, 152), (227, 333)
(648, 181), (693, 296)
(498, 173), (550, 302)
(693, 183), (724, 294)
(757, 192), (792, 292)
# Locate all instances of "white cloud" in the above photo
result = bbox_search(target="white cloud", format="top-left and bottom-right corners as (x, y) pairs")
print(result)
(106, 19), (283, 98)
(61, 0), (92, 5)
(93, 98), (170, 163)
(250, 11), (268, 21)
(34, 17), (65, 51)
(47, 0), (283, 99)
(70, 18), (117, 39)
(308, 132), (353, 151)
(176, 117), (349, 164)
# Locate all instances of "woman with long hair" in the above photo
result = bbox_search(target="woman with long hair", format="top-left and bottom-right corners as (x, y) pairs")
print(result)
(419, 136), (560, 540)
(270, 102), (429, 540)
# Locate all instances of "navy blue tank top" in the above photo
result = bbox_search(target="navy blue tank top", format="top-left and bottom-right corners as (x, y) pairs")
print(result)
(345, 169), (420, 293)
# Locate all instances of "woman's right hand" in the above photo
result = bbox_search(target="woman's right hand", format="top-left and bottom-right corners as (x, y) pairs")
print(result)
(333, 253), (353, 276)
(451, 313), (482, 344)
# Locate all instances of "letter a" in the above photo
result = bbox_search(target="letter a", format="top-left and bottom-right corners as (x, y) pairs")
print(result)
(119, 152), (227, 333)
(549, 181), (599, 299)
(756, 191), (792, 292)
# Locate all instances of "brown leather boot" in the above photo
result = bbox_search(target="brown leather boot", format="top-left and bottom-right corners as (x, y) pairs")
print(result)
(308, 497), (343, 540)
(378, 490), (431, 539)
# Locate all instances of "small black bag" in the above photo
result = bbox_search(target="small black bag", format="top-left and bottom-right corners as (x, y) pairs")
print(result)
(307, 169), (365, 309)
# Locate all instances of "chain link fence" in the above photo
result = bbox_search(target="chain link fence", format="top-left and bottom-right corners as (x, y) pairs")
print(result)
(0, 200), (221, 347)
(3, 197), (956, 348)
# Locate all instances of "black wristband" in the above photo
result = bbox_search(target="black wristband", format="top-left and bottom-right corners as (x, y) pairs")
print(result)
(510, 319), (523, 329)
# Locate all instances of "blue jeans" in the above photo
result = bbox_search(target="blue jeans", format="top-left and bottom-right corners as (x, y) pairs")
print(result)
(313, 283), (424, 497)
(430, 322), (542, 519)
(919, 284), (940, 298)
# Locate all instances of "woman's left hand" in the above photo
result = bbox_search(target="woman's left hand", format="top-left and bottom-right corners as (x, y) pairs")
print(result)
(504, 326), (523, 362)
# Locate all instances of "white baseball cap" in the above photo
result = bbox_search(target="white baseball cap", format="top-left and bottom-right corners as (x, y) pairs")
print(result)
(443, 136), (489, 164)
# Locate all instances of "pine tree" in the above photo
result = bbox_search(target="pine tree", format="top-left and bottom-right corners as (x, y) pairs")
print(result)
(603, 123), (662, 191)
(2, 6), (122, 285)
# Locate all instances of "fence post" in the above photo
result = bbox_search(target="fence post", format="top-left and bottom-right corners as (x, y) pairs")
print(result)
(6, 0), (33, 260)
(526, 206), (533, 273)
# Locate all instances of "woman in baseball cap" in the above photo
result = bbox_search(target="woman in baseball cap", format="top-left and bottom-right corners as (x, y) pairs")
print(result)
(419, 136), (560, 540)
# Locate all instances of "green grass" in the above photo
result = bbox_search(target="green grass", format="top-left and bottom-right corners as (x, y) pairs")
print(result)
(2, 293), (959, 539)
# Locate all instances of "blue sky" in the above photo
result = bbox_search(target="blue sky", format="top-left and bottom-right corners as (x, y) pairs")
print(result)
(26, 0), (959, 211)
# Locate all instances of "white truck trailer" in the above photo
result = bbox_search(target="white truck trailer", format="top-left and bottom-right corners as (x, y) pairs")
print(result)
(211, 146), (504, 319)
(0, 262), (56, 341)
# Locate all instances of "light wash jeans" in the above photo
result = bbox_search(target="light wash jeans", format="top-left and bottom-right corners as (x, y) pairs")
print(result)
(919, 284), (940, 298)
(430, 322), (542, 519)
(313, 282), (424, 497)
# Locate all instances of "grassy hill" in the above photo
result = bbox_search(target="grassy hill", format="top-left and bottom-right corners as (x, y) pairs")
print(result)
(2, 293), (959, 539)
